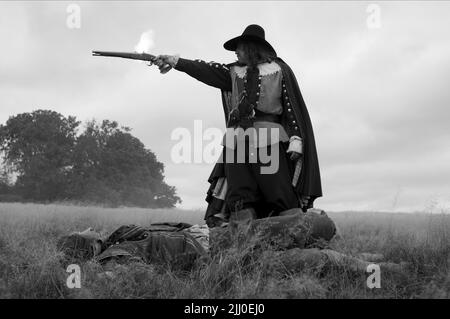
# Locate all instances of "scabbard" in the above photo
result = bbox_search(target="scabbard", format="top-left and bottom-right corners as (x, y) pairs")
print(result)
(292, 158), (302, 187)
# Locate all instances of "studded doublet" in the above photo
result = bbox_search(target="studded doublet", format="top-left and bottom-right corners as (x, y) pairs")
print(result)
(174, 58), (302, 146)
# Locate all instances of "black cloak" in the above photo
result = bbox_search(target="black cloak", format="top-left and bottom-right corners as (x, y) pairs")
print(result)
(204, 57), (322, 220)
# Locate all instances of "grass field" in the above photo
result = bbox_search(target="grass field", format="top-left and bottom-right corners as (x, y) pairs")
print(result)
(0, 202), (448, 299)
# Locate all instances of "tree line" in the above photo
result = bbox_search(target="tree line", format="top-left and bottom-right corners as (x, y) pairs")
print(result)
(0, 110), (181, 208)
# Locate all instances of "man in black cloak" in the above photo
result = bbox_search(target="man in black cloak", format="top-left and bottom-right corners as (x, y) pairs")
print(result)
(155, 25), (322, 226)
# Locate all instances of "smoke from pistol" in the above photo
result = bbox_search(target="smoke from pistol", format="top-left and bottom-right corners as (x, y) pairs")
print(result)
(134, 30), (155, 53)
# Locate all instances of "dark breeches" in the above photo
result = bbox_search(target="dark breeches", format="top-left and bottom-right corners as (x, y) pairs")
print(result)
(223, 140), (299, 218)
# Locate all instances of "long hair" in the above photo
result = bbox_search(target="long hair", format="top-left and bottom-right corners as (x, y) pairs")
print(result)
(234, 40), (277, 122)
(240, 40), (277, 70)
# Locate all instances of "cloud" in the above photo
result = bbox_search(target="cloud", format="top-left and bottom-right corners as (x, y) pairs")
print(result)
(1, 2), (450, 212)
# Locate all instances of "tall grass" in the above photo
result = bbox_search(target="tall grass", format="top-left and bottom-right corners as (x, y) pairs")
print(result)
(0, 203), (448, 298)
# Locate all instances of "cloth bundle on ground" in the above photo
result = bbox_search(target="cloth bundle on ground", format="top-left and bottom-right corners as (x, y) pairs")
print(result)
(210, 208), (337, 252)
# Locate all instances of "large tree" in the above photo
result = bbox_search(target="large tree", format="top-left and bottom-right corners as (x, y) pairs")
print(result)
(0, 110), (79, 200)
(70, 119), (181, 207)
(0, 110), (181, 207)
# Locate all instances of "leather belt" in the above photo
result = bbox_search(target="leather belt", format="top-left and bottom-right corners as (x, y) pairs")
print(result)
(253, 109), (281, 123)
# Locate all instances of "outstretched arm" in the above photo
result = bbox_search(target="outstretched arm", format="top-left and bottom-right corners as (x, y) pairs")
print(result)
(155, 55), (232, 91)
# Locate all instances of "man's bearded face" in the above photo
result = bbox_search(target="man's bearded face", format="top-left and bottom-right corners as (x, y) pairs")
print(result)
(235, 42), (249, 65)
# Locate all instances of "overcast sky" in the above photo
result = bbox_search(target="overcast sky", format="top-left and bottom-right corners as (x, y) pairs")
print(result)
(1, 1), (449, 213)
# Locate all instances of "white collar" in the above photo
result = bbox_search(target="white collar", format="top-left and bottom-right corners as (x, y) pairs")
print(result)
(233, 61), (281, 79)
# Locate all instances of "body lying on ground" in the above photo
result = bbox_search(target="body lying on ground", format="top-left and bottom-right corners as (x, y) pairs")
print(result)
(57, 208), (408, 276)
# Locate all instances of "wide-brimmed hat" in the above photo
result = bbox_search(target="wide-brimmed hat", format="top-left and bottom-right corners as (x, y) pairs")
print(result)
(223, 24), (277, 56)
